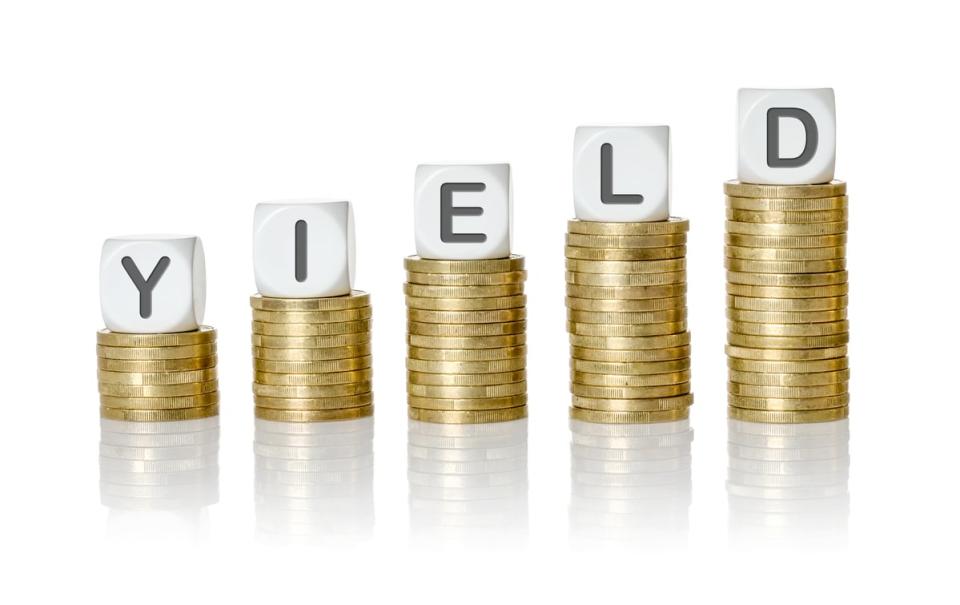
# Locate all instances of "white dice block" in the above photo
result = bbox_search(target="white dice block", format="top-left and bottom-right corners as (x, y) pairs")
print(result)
(738, 88), (836, 185)
(573, 126), (670, 222)
(414, 164), (511, 260)
(100, 235), (206, 333)
(253, 200), (355, 298)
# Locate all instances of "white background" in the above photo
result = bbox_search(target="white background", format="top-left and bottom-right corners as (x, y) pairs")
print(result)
(1, 1), (958, 602)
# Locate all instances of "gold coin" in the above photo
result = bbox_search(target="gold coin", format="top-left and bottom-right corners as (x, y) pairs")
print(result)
(404, 255), (525, 274)
(728, 392), (849, 411)
(728, 369), (850, 387)
(723, 180), (847, 199)
(728, 382), (848, 398)
(726, 208), (847, 224)
(407, 393), (527, 411)
(101, 405), (219, 422)
(570, 332), (691, 350)
(725, 233), (847, 249)
(728, 406), (848, 423)
(405, 294), (526, 311)
(726, 283), (848, 298)
(99, 380), (219, 397)
(251, 307), (372, 325)
(725, 258), (846, 274)
(97, 368), (218, 385)
(97, 343), (216, 360)
(408, 406), (527, 424)
(564, 258), (686, 274)
(408, 369), (526, 386)
(408, 334), (526, 349)
(255, 405), (373, 422)
(727, 308), (846, 323)
(254, 368), (373, 386)
(97, 355), (218, 372)
(254, 381), (372, 398)
(565, 296), (686, 312)
(725, 344), (847, 361)
(571, 393), (693, 412)
(253, 355), (372, 373)
(407, 345), (526, 362)
(567, 308), (686, 324)
(567, 217), (690, 236)
(570, 345), (690, 363)
(250, 291), (370, 311)
(725, 195), (848, 211)
(406, 357), (525, 374)
(725, 245), (845, 261)
(727, 270), (848, 287)
(97, 326), (217, 348)
(252, 333), (371, 353)
(726, 220), (847, 236)
(566, 283), (687, 300)
(727, 295), (848, 312)
(252, 342), (371, 363)
(407, 382), (527, 399)
(405, 270), (526, 286)
(571, 382), (691, 399)
(727, 357), (848, 373)
(565, 245), (686, 261)
(407, 320), (526, 337)
(252, 321), (370, 338)
(728, 320), (849, 337)
(571, 357), (690, 375)
(569, 407), (688, 424)
(566, 233), (687, 249)
(254, 392), (373, 410)
(572, 369), (690, 387)
(406, 308), (527, 324)
(727, 332), (849, 349)
(566, 270), (686, 287)
(403, 283), (523, 298)
(100, 391), (220, 410)
(567, 320), (687, 337)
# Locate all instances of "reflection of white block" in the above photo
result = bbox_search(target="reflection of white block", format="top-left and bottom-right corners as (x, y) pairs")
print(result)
(100, 236), (206, 333)
(574, 126), (670, 222)
(253, 201), (355, 298)
(738, 88), (836, 185)
(415, 164), (511, 260)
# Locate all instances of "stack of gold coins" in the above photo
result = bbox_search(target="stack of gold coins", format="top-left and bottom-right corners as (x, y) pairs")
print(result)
(725, 181), (849, 423)
(404, 255), (528, 424)
(250, 291), (373, 422)
(565, 219), (693, 423)
(97, 327), (220, 421)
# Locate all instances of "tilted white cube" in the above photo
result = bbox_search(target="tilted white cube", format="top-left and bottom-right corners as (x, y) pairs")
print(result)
(414, 164), (511, 260)
(100, 235), (206, 333)
(253, 200), (355, 298)
(738, 88), (836, 185)
(573, 126), (670, 222)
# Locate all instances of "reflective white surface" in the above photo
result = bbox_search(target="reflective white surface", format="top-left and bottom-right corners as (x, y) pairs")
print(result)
(254, 417), (374, 545)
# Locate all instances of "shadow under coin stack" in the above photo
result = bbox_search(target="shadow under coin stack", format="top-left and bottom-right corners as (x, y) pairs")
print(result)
(565, 219), (693, 423)
(251, 292), (373, 422)
(97, 328), (220, 421)
(725, 182), (849, 423)
(404, 256), (528, 424)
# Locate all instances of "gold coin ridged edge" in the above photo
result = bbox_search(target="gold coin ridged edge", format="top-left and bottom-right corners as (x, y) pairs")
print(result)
(98, 380), (219, 397)
(252, 355), (372, 373)
(728, 392), (850, 410)
(572, 369), (691, 387)
(97, 326), (217, 347)
(728, 368), (850, 386)
(406, 308), (527, 324)
(727, 356), (848, 372)
(571, 357), (690, 375)
(723, 180), (847, 199)
(725, 195), (848, 211)
(407, 320), (526, 337)
(99, 391), (220, 410)
(567, 217), (689, 236)
(564, 245), (687, 261)
(97, 343), (216, 360)
(569, 407), (689, 424)
(404, 255), (525, 274)
(254, 392), (374, 410)
(572, 393), (693, 412)
(254, 368), (373, 386)
(97, 355), (218, 372)
(571, 382), (691, 399)
(250, 291), (370, 311)
(725, 344), (847, 361)
(727, 406), (848, 423)
(727, 295), (847, 312)
(406, 357), (525, 374)
(101, 405), (220, 422)
(569, 332), (691, 350)
(405, 294), (526, 311)
(564, 258), (687, 274)
(98, 368), (218, 385)
(255, 405), (373, 422)
(408, 406), (528, 424)
(570, 345), (690, 362)
(408, 369), (526, 386)
(253, 382), (373, 398)
(405, 270), (527, 286)
(407, 382), (527, 398)
(407, 345), (526, 362)
(407, 393), (528, 411)
(565, 233), (687, 249)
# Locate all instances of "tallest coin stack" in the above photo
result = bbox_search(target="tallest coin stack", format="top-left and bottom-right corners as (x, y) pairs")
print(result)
(725, 181), (849, 423)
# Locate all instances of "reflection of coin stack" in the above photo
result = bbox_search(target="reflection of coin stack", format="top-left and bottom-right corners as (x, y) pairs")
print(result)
(727, 419), (849, 547)
(725, 182), (849, 423)
(97, 328), (220, 421)
(404, 256), (528, 424)
(99, 417), (219, 539)
(251, 292), (373, 422)
(565, 219), (693, 423)
(254, 417), (374, 544)
(569, 419), (692, 547)
(408, 419), (528, 544)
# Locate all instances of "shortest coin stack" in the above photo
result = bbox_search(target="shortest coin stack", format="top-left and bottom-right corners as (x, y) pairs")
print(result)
(97, 327), (220, 421)
(405, 255), (528, 424)
(251, 291), (373, 422)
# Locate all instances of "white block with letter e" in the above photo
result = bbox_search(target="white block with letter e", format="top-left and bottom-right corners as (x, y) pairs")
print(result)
(100, 235), (206, 333)
(414, 164), (511, 260)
